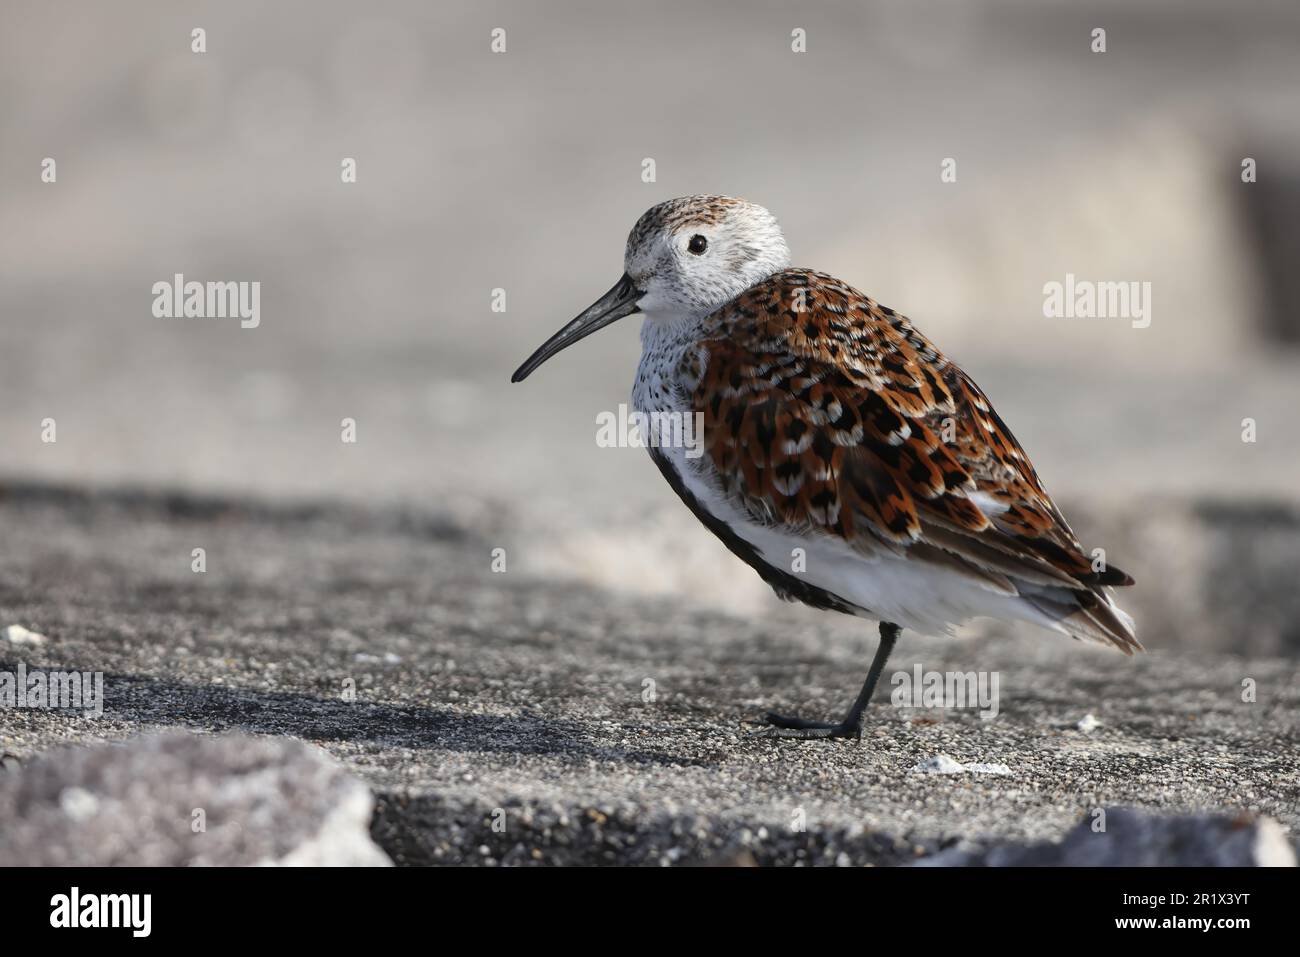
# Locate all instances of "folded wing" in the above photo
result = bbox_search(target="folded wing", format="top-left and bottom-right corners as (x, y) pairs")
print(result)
(687, 269), (1139, 652)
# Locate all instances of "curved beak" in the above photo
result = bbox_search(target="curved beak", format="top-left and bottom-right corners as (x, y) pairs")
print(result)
(511, 274), (642, 383)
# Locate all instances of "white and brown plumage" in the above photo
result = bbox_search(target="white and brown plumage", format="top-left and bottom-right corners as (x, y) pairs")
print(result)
(514, 195), (1137, 740)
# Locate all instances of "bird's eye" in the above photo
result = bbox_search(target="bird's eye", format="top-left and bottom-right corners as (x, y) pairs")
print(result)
(687, 234), (708, 255)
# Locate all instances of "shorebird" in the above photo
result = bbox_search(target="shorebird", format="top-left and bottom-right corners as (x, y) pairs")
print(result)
(512, 196), (1137, 741)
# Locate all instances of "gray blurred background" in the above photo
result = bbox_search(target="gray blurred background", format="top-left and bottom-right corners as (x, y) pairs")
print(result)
(2, 0), (1299, 654)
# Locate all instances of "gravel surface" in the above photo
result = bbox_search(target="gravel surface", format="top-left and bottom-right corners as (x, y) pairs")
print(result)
(0, 485), (1296, 866)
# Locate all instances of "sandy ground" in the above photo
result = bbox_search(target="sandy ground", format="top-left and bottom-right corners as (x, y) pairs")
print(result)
(1, 486), (1294, 865)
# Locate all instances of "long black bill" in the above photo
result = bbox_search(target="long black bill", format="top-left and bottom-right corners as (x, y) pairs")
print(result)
(511, 274), (642, 382)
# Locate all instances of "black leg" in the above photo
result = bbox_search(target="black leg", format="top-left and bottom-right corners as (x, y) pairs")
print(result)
(761, 622), (900, 741)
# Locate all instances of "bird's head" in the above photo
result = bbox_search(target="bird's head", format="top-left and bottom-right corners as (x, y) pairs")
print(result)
(512, 195), (790, 382)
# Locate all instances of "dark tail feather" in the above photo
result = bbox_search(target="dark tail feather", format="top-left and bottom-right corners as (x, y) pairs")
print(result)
(1022, 585), (1142, 655)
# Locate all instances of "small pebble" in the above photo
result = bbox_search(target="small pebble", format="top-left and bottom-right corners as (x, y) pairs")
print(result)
(2, 624), (47, 646)
(1077, 713), (1102, 733)
(913, 755), (1011, 775)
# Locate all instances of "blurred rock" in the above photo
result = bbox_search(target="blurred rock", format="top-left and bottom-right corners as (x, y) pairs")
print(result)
(1240, 163), (1300, 345)
(0, 732), (391, 866)
(915, 808), (1297, 866)
(1068, 498), (1300, 657)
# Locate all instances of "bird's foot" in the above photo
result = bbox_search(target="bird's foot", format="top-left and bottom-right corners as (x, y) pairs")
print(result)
(758, 711), (862, 741)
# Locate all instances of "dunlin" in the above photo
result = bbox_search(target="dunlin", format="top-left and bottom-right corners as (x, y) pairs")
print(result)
(513, 196), (1137, 741)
